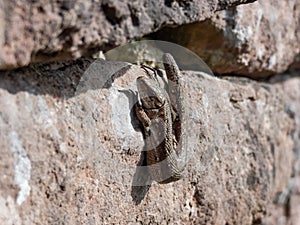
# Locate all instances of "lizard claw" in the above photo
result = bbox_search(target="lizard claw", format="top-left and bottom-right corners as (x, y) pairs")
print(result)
(141, 65), (159, 83)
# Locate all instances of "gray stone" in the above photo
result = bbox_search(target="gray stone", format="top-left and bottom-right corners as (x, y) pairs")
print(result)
(152, 0), (300, 76)
(0, 0), (255, 69)
(0, 58), (296, 224)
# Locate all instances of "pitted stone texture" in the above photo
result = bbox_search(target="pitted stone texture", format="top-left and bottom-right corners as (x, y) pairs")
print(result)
(265, 71), (300, 225)
(0, 0), (256, 69)
(151, 0), (300, 77)
(0, 58), (296, 224)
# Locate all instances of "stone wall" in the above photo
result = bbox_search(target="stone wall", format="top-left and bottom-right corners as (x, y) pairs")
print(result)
(0, 0), (300, 224)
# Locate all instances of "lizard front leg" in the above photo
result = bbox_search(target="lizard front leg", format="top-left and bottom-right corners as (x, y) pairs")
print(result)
(134, 98), (152, 137)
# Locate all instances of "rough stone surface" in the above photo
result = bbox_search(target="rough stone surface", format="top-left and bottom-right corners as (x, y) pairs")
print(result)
(0, 0), (257, 69)
(151, 0), (300, 77)
(0, 58), (296, 224)
(264, 71), (300, 225)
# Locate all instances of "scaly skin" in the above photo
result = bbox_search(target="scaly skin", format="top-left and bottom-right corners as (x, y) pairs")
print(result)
(135, 53), (186, 184)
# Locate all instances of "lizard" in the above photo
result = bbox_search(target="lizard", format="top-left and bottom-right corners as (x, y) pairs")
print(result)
(134, 53), (187, 184)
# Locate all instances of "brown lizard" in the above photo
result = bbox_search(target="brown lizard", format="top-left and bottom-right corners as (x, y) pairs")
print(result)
(135, 53), (187, 184)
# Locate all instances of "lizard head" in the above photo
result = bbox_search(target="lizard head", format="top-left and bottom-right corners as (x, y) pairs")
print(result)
(136, 76), (166, 109)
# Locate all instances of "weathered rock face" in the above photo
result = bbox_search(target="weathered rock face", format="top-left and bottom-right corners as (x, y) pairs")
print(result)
(0, 59), (296, 224)
(1, 0), (299, 77)
(0, 0), (256, 69)
(0, 0), (299, 224)
(265, 72), (300, 225)
(151, 0), (300, 76)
